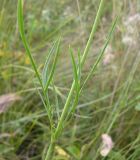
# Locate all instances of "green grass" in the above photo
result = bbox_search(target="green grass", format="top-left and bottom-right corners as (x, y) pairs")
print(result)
(0, 0), (140, 160)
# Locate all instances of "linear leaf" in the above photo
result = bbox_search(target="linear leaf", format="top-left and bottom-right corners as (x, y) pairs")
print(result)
(17, 0), (42, 87)
(42, 38), (60, 87)
(44, 38), (61, 92)
(69, 47), (79, 91)
(80, 17), (118, 92)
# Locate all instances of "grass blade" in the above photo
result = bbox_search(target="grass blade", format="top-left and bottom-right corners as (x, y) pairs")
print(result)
(17, 0), (42, 87)
(80, 17), (118, 92)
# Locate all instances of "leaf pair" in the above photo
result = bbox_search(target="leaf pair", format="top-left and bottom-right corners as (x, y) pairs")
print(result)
(65, 48), (81, 119)
(42, 38), (61, 92)
(18, 0), (61, 128)
(18, 0), (61, 92)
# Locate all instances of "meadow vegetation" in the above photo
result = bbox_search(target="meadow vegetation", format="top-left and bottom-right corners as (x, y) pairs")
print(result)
(0, 0), (140, 160)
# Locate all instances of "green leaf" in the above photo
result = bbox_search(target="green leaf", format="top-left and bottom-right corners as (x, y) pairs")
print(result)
(17, 0), (42, 86)
(80, 17), (118, 92)
(69, 47), (79, 91)
(43, 37), (61, 92)
(45, 39), (60, 88)
(77, 48), (82, 81)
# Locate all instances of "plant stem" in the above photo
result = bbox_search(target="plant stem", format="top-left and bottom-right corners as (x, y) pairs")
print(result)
(45, 0), (105, 159)
(18, 0), (54, 127)
(54, 82), (75, 138)
(45, 139), (55, 160)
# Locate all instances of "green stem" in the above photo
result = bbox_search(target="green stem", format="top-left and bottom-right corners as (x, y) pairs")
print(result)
(45, 140), (55, 160)
(45, 0), (105, 159)
(18, 0), (53, 126)
(80, 0), (105, 67)
(54, 82), (75, 139)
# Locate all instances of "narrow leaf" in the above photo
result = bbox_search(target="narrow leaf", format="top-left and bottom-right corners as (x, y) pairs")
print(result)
(42, 38), (60, 87)
(80, 17), (118, 92)
(69, 47), (79, 91)
(17, 0), (42, 86)
(44, 38), (61, 92)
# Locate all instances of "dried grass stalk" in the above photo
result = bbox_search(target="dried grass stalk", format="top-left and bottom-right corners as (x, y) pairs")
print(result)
(0, 93), (21, 114)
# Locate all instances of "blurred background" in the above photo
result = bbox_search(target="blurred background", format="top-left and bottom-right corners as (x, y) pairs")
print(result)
(0, 0), (140, 159)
